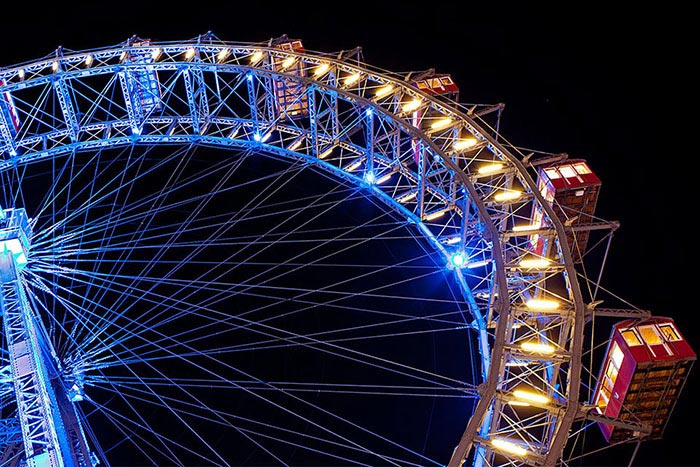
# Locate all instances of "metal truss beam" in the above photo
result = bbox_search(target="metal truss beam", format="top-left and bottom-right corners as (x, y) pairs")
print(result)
(183, 66), (210, 134)
(52, 78), (80, 142)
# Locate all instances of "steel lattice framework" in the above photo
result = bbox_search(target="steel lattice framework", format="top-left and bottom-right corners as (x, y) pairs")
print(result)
(0, 33), (640, 466)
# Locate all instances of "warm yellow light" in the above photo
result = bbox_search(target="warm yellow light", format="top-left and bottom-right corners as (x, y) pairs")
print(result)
(402, 99), (422, 113)
(51, 61), (59, 72)
(250, 50), (264, 65)
(280, 56), (295, 70)
(288, 138), (303, 151)
(18, 69), (25, 79)
(518, 258), (550, 268)
(343, 72), (361, 86)
(525, 298), (559, 311)
(505, 359), (530, 367)
(520, 341), (556, 354)
(478, 163), (503, 175)
(508, 400), (531, 406)
(512, 224), (538, 232)
(375, 84), (394, 98)
(493, 190), (522, 202)
(151, 48), (162, 61)
(319, 146), (334, 159)
(397, 191), (417, 203)
(185, 48), (196, 60)
(217, 48), (230, 62)
(84, 55), (94, 67)
(423, 210), (446, 221)
(119, 51), (127, 63)
(491, 438), (528, 457)
(376, 173), (392, 184)
(430, 117), (452, 131)
(313, 63), (330, 77)
(453, 137), (478, 150)
(345, 159), (363, 172)
(513, 389), (550, 405)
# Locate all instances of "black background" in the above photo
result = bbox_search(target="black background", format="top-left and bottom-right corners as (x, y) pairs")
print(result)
(2, 1), (696, 465)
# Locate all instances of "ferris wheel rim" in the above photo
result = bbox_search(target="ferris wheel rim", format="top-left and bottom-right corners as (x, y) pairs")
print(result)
(0, 36), (589, 467)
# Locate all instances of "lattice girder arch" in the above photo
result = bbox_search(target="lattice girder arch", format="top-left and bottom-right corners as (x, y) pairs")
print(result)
(0, 35), (587, 467)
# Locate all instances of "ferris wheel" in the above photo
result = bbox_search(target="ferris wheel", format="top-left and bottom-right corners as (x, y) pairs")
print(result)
(0, 33), (694, 466)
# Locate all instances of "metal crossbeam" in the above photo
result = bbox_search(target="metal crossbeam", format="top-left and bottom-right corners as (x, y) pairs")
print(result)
(52, 78), (79, 142)
(0, 209), (95, 466)
(183, 66), (210, 134)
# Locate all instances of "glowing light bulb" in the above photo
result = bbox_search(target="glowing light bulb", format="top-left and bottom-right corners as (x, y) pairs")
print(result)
(375, 84), (394, 98)
(493, 190), (522, 202)
(217, 48), (230, 62)
(250, 50), (264, 64)
(319, 146), (334, 159)
(491, 438), (528, 457)
(288, 138), (303, 151)
(478, 163), (504, 175)
(345, 159), (363, 172)
(518, 258), (550, 268)
(430, 117), (452, 131)
(397, 191), (417, 203)
(185, 48), (196, 60)
(152, 48), (162, 61)
(84, 55), (94, 67)
(343, 73), (361, 86)
(512, 224), (538, 232)
(450, 252), (466, 268)
(314, 63), (330, 77)
(423, 210), (446, 221)
(453, 137), (478, 150)
(513, 389), (550, 405)
(376, 173), (392, 184)
(520, 341), (555, 354)
(402, 99), (422, 113)
(280, 56), (295, 69)
(525, 298), (559, 311)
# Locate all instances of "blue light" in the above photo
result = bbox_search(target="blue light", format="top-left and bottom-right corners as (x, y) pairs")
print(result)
(366, 108), (373, 117)
(364, 172), (376, 184)
(253, 132), (262, 142)
(247, 73), (253, 81)
(450, 251), (466, 268)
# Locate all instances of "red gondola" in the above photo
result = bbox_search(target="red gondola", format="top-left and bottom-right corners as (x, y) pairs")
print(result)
(529, 159), (601, 262)
(271, 36), (308, 120)
(409, 72), (460, 165)
(592, 317), (696, 442)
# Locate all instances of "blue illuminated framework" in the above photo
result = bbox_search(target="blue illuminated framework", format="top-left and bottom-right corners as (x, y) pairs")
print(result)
(0, 207), (95, 466)
(0, 34), (651, 466)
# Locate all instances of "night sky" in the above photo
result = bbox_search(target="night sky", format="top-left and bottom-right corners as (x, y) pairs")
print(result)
(2, 2), (696, 466)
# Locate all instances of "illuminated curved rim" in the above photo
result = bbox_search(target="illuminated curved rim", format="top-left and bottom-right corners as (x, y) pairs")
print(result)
(0, 34), (586, 466)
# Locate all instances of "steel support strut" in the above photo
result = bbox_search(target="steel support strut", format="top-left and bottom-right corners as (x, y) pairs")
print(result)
(0, 207), (95, 466)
